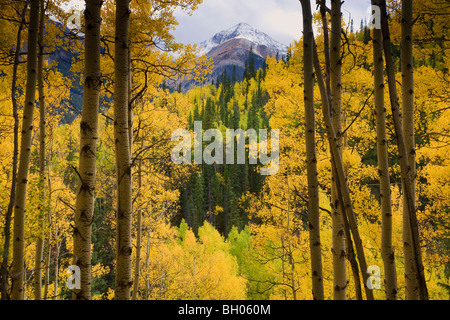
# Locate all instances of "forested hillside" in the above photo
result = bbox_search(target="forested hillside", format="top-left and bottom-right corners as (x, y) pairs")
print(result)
(0, 0), (448, 301)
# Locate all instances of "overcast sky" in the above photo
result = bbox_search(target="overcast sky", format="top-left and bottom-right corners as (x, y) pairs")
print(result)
(172, 0), (372, 46)
(65, 0), (372, 46)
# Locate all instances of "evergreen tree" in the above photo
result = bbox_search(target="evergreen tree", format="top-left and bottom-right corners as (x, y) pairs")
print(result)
(244, 46), (256, 81)
(203, 97), (215, 130)
(191, 171), (205, 235)
(232, 65), (237, 84)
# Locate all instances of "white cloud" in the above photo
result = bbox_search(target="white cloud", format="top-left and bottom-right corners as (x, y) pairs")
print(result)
(63, 0), (373, 46)
(173, 0), (304, 46)
(264, 8), (302, 45)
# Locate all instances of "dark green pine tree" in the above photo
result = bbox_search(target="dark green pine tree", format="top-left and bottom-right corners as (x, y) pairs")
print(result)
(193, 102), (201, 122)
(248, 45), (256, 80)
(191, 171), (205, 235)
(219, 90), (228, 126)
(244, 45), (256, 81)
(231, 99), (240, 130)
(243, 59), (248, 81)
(232, 65), (237, 84)
(261, 58), (268, 79)
(188, 112), (194, 131)
(285, 47), (292, 65)
(202, 164), (221, 227)
(203, 97), (216, 130)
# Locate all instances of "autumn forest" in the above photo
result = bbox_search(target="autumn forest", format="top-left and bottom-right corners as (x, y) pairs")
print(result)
(0, 0), (449, 301)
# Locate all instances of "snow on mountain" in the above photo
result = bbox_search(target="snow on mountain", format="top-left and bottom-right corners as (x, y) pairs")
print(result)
(198, 22), (288, 56)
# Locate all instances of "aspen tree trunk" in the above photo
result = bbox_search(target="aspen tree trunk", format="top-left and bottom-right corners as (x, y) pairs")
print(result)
(378, 0), (428, 300)
(145, 233), (151, 299)
(333, 164), (363, 299)
(54, 242), (60, 300)
(72, 0), (103, 300)
(318, 0), (332, 99)
(34, 0), (46, 299)
(43, 211), (51, 300)
(372, 6), (397, 299)
(281, 242), (287, 300)
(114, 0), (133, 300)
(43, 158), (53, 300)
(286, 172), (297, 300)
(1, 0), (28, 300)
(132, 145), (142, 300)
(128, 49), (133, 155)
(330, 0), (347, 300)
(401, 0), (419, 300)
(312, 42), (375, 300)
(299, 0), (324, 300)
(11, 0), (40, 300)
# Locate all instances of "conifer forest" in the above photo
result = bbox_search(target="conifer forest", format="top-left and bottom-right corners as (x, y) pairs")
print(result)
(0, 0), (449, 301)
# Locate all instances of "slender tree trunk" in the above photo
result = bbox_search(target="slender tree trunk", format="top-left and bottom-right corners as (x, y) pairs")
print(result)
(378, 0), (428, 300)
(43, 155), (53, 300)
(114, 0), (133, 300)
(312, 41), (374, 301)
(330, 0), (347, 300)
(54, 242), (60, 300)
(299, 0), (324, 300)
(372, 5), (397, 299)
(43, 207), (51, 300)
(145, 232), (151, 299)
(128, 49), (133, 155)
(1, 0), (29, 300)
(285, 172), (297, 300)
(132, 148), (142, 300)
(34, 0), (46, 299)
(11, 0), (40, 300)
(281, 240), (287, 300)
(318, 0), (332, 101)
(288, 243), (297, 300)
(342, 206), (363, 300)
(72, 0), (103, 300)
(401, 0), (419, 300)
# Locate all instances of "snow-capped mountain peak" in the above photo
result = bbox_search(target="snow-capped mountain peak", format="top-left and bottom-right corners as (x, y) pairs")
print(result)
(199, 22), (288, 56)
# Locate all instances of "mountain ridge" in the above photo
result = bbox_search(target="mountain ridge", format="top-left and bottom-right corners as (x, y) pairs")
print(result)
(198, 22), (288, 57)
(176, 23), (288, 92)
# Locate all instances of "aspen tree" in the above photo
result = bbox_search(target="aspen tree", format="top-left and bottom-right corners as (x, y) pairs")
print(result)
(318, 0), (348, 299)
(114, 0), (133, 300)
(72, 0), (103, 300)
(371, 0), (397, 300)
(44, 157), (53, 300)
(330, 0), (347, 300)
(401, 0), (419, 300)
(132, 143), (143, 300)
(299, 0), (324, 300)
(11, 0), (40, 300)
(312, 42), (375, 301)
(378, 0), (428, 300)
(1, 0), (28, 300)
(34, 0), (46, 300)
